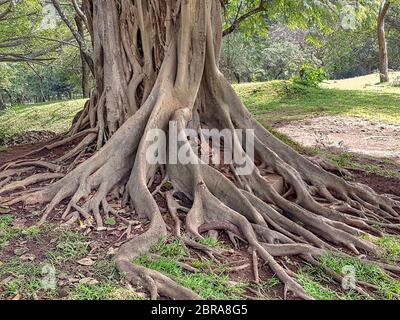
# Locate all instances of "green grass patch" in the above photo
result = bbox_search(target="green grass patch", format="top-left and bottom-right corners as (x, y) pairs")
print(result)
(297, 262), (364, 300)
(319, 253), (400, 300)
(198, 237), (226, 249)
(297, 269), (339, 300)
(0, 215), (17, 248)
(150, 236), (188, 259)
(325, 152), (400, 178)
(134, 237), (247, 300)
(256, 276), (280, 297)
(235, 81), (400, 124)
(47, 229), (90, 264)
(70, 281), (143, 300)
(0, 215), (47, 248)
(0, 259), (57, 299)
(0, 99), (86, 145)
(363, 235), (400, 263)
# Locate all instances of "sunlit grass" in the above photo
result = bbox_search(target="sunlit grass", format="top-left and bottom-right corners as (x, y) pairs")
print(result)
(235, 81), (400, 125)
(134, 237), (247, 300)
(0, 99), (86, 144)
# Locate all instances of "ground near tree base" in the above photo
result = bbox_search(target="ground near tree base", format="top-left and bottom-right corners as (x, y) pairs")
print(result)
(1, 135), (400, 300)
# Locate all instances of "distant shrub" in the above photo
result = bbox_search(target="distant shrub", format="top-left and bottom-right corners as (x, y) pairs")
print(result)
(0, 127), (10, 146)
(292, 64), (328, 87)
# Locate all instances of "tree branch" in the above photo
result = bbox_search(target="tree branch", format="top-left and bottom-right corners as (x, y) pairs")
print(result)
(51, 0), (94, 74)
(222, 0), (267, 37)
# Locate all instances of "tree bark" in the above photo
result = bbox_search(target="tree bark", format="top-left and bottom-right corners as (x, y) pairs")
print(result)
(75, 14), (91, 98)
(378, 0), (390, 83)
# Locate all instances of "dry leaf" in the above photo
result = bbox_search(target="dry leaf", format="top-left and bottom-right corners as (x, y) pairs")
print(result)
(0, 206), (10, 214)
(20, 253), (36, 261)
(79, 278), (99, 285)
(77, 258), (95, 266)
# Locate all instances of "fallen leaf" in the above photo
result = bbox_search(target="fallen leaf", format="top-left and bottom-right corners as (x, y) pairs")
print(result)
(0, 206), (10, 214)
(77, 258), (95, 266)
(12, 294), (21, 300)
(79, 277), (99, 285)
(14, 247), (29, 256)
(68, 277), (80, 284)
(20, 253), (36, 261)
(107, 247), (117, 256)
(0, 276), (14, 286)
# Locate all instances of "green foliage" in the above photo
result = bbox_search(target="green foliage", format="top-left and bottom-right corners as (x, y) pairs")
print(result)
(221, 28), (315, 83)
(292, 64), (328, 87)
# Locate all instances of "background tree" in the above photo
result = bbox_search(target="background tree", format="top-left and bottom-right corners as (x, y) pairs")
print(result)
(377, 0), (391, 82)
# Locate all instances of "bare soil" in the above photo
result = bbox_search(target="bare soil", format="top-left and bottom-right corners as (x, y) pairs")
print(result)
(1, 128), (399, 300)
(275, 116), (400, 163)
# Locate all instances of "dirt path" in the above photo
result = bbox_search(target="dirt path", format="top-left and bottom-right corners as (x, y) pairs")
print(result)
(275, 116), (400, 163)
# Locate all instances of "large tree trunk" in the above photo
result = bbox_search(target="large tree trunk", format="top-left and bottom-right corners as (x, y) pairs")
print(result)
(2, 0), (400, 300)
(378, 0), (390, 83)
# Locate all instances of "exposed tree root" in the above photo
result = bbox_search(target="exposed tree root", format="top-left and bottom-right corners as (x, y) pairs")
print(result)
(1, 0), (400, 300)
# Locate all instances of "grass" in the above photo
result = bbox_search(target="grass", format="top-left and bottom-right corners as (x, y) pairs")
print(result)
(0, 258), (57, 299)
(1, 73), (399, 147)
(318, 253), (400, 300)
(0, 219), (141, 300)
(70, 281), (143, 300)
(294, 250), (400, 300)
(363, 234), (400, 263)
(0, 215), (17, 248)
(0, 215), (46, 248)
(321, 71), (400, 93)
(296, 269), (339, 300)
(46, 229), (90, 264)
(325, 151), (400, 179)
(198, 236), (226, 249)
(0, 99), (85, 144)
(234, 81), (400, 125)
(134, 237), (247, 300)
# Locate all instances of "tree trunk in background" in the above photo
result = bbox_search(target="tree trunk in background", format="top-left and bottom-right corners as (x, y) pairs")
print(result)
(75, 14), (91, 98)
(81, 54), (91, 98)
(378, 0), (390, 83)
